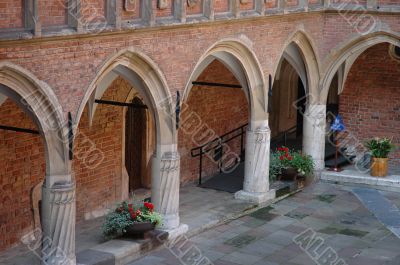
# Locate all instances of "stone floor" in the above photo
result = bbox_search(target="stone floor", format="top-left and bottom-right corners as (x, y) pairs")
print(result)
(128, 183), (400, 265)
(0, 184), (255, 265)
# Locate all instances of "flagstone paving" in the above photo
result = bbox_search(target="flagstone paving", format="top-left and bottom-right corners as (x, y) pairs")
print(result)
(128, 183), (400, 265)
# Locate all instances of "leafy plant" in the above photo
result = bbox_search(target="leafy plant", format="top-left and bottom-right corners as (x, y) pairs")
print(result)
(269, 152), (283, 182)
(269, 147), (315, 179)
(365, 138), (396, 158)
(290, 152), (314, 176)
(102, 200), (162, 239)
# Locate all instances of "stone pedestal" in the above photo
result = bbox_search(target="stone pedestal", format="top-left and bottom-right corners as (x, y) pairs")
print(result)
(152, 151), (181, 230)
(303, 104), (326, 171)
(235, 126), (275, 204)
(41, 181), (76, 265)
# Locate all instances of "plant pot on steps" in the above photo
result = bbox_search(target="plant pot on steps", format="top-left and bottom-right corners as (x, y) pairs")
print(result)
(279, 167), (298, 181)
(124, 222), (156, 239)
(370, 157), (388, 177)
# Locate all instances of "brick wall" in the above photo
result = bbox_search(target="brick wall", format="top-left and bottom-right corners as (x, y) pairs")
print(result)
(73, 77), (133, 221)
(339, 43), (400, 162)
(0, 0), (23, 29)
(39, 0), (67, 27)
(179, 60), (249, 183)
(81, 0), (107, 24)
(0, 99), (45, 251)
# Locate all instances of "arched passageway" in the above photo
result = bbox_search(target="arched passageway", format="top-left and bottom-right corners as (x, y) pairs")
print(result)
(323, 42), (400, 172)
(0, 63), (73, 264)
(76, 49), (183, 232)
(182, 39), (275, 203)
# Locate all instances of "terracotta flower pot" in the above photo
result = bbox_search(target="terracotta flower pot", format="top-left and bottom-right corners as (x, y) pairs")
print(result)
(124, 222), (155, 239)
(370, 157), (388, 177)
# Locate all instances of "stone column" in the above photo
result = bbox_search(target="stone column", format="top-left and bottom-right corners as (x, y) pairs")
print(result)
(152, 150), (185, 232)
(235, 123), (276, 204)
(41, 180), (76, 265)
(302, 104), (327, 171)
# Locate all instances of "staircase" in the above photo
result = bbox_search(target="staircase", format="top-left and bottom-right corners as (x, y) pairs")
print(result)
(190, 125), (353, 194)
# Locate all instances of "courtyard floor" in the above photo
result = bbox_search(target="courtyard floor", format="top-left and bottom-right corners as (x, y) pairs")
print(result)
(128, 182), (400, 265)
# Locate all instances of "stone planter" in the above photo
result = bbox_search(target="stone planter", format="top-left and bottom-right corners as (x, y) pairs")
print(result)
(279, 167), (298, 181)
(124, 222), (155, 239)
(370, 157), (388, 177)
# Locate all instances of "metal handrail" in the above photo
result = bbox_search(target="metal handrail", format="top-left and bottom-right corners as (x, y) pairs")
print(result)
(270, 125), (297, 146)
(190, 123), (248, 185)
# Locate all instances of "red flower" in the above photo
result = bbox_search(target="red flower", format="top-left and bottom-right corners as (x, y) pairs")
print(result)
(136, 209), (141, 216)
(279, 156), (284, 161)
(128, 204), (133, 208)
(285, 153), (289, 158)
(144, 202), (154, 211)
(277, 147), (283, 151)
(288, 156), (293, 161)
(283, 147), (289, 153)
(130, 212), (137, 219)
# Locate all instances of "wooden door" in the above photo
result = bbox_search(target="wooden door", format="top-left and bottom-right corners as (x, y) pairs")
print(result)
(125, 97), (147, 192)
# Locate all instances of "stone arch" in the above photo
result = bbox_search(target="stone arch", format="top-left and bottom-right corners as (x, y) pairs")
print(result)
(76, 48), (176, 152)
(321, 31), (400, 103)
(77, 48), (183, 231)
(0, 62), (69, 179)
(183, 37), (268, 127)
(183, 38), (275, 204)
(272, 30), (320, 102)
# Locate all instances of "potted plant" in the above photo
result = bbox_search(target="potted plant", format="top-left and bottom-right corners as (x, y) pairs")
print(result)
(365, 138), (395, 177)
(102, 200), (162, 239)
(270, 147), (314, 185)
(274, 147), (295, 180)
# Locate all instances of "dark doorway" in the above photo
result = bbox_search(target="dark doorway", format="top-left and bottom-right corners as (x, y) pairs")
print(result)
(125, 97), (147, 192)
(296, 77), (306, 137)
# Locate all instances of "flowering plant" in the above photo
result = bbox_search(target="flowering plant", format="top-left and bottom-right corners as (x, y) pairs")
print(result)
(102, 200), (162, 239)
(269, 147), (314, 180)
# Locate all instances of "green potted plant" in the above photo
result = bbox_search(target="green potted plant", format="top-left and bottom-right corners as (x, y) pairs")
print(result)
(271, 147), (314, 182)
(102, 200), (162, 239)
(365, 137), (395, 177)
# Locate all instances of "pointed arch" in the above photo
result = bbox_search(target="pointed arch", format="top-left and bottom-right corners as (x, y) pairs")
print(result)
(321, 31), (400, 103)
(183, 37), (267, 126)
(0, 62), (69, 178)
(76, 48), (176, 152)
(272, 30), (321, 102)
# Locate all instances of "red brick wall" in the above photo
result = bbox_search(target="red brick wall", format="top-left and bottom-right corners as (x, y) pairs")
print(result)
(81, 0), (106, 24)
(155, 0), (173, 18)
(0, 99), (45, 251)
(215, 0), (229, 13)
(187, 0), (203, 16)
(0, 0), (23, 29)
(73, 77), (132, 222)
(240, 0), (254, 11)
(339, 43), (400, 162)
(179, 60), (249, 183)
(121, 0), (141, 21)
(39, 0), (67, 27)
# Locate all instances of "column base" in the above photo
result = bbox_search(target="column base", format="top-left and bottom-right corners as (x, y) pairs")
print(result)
(163, 223), (189, 240)
(235, 189), (276, 204)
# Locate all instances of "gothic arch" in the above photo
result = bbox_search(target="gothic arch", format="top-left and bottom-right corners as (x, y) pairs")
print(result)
(0, 62), (69, 179)
(76, 48), (176, 152)
(183, 37), (268, 127)
(321, 31), (400, 103)
(272, 30), (320, 102)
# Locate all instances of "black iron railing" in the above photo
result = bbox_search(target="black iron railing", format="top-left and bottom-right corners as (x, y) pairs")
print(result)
(270, 125), (297, 147)
(191, 123), (248, 185)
